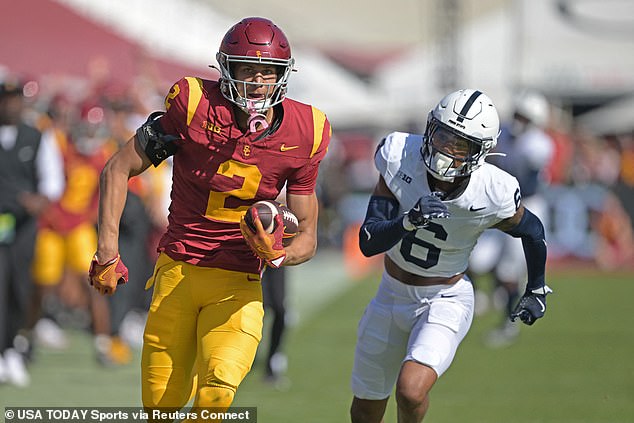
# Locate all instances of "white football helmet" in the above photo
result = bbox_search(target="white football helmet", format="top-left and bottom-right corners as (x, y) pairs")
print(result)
(422, 89), (500, 181)
(513, 90), (549, 128)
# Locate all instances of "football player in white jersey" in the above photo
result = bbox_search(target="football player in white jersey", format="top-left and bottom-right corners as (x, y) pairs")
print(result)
(350, 89), (552, 423)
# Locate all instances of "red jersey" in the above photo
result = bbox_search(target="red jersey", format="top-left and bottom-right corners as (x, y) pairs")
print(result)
(40, 132), (111, 234)
(157, 77), (331, 273)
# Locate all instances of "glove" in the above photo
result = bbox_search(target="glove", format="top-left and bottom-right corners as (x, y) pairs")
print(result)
(240, 209), (286, 268)
(405, 192), (450, 230)
(88, 254), (129, 296)
(510, 285), (553, 325)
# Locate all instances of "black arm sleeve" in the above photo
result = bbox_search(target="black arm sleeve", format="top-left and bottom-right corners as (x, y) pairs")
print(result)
(358, 195), (409, 257)
(504, 208), (547, 291)
(136, 111), (179, 167)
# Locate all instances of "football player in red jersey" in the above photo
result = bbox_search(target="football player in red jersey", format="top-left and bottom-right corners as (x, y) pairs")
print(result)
(31, 103), (128, 366)
(88, 17), (331, 417)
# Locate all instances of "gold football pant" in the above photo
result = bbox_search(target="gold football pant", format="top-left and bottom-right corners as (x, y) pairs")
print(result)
(142, 253), (263, 415)
(32, 224), (97, 285)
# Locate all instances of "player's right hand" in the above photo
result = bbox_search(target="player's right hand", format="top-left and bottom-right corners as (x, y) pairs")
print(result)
(88, 254), (129, 296)
(240, 211), (287, 268)
(405, 194), (450, 229)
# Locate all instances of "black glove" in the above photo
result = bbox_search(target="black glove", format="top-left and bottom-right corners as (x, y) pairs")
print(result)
(510, 285), (553, 325)
(405, 192), (450, 230)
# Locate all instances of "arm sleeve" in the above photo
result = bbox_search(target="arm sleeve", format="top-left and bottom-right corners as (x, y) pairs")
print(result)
(358, 195), (409, 257)
(504, 207), (547, 291)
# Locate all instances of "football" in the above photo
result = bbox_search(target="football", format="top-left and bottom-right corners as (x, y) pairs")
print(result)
(244, 200), (281, 234)
(279, 204), (299, 239)
(244, 201), (299, 242)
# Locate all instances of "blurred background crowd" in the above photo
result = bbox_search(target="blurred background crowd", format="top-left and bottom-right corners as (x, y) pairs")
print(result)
(1, 0), (633, 389)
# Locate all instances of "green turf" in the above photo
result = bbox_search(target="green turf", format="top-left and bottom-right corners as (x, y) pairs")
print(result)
(2, 268), (633, 423)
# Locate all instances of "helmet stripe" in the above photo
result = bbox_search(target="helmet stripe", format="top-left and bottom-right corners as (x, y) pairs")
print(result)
(456, 90), (482, 122)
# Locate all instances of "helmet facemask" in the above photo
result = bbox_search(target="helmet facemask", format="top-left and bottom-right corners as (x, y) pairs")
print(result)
(423, 118), (494, 181)
(217, 52), (294, 116)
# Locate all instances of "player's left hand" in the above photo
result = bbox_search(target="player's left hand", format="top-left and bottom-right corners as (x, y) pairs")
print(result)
(240, 211), (286, 268)
(510, 285), (553, 325)
(88, 254), (129, 296)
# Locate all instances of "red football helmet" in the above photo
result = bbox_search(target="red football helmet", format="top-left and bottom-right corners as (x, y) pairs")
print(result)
(216, 17), (295, 113)
(71, 102), (109, 156)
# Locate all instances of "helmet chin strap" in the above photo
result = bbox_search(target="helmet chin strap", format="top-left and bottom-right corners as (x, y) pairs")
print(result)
(245, 99), (269, 133)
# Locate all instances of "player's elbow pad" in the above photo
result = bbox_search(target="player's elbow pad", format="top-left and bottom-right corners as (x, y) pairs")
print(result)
(505, 208), (547, 290)
(358, 196), (408, 257)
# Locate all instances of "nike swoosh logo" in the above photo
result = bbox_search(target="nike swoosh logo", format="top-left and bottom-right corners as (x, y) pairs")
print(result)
(536, 297), (546, 313)
(469, 205), (486, 212)
(440, 294), (457, 298)
(412, 204), (420, 212)
(363, 226), (371, 241)
(280, 144), (299, 151)
(246, 275), (260, 282)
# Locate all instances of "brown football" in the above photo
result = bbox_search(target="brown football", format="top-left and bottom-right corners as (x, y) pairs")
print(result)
(244, 201), (281, 234)
(244, 200), (299, 243)
(279, 204), (299, 239)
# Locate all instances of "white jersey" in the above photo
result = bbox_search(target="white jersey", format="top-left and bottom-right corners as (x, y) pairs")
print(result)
(494, 124), (554, 198)
(375, 131), (520, 278)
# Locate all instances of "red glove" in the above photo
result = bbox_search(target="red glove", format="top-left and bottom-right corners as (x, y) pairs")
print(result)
(240, 209), (286, 268)
(88, 254), (129, 296)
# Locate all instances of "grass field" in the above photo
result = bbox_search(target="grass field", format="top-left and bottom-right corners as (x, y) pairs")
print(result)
(1, 262), (633, 423)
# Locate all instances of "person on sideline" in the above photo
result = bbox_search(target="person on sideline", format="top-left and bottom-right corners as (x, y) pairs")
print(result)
(0, 76), (64, 387)
(88, 17), (330, 418)
(350, 89), (552, 423)
(261, 266), (290, 387)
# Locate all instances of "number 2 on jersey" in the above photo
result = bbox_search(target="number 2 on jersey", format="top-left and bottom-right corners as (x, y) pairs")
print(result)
(205, 160), (262, 223)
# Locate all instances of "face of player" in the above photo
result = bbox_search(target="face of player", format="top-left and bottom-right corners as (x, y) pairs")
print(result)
(232, 63), (280, 103)
(429, 124), (479, 165)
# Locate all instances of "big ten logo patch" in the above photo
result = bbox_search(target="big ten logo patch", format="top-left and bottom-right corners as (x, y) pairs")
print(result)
(201, 120), (222, 134)
(396, 170), (412, 184)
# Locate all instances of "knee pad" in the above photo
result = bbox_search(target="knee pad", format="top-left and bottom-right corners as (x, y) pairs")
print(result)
(196, 365), (238, 408)
(196, 385), (235, 409)
(206, 360), (241, 391)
